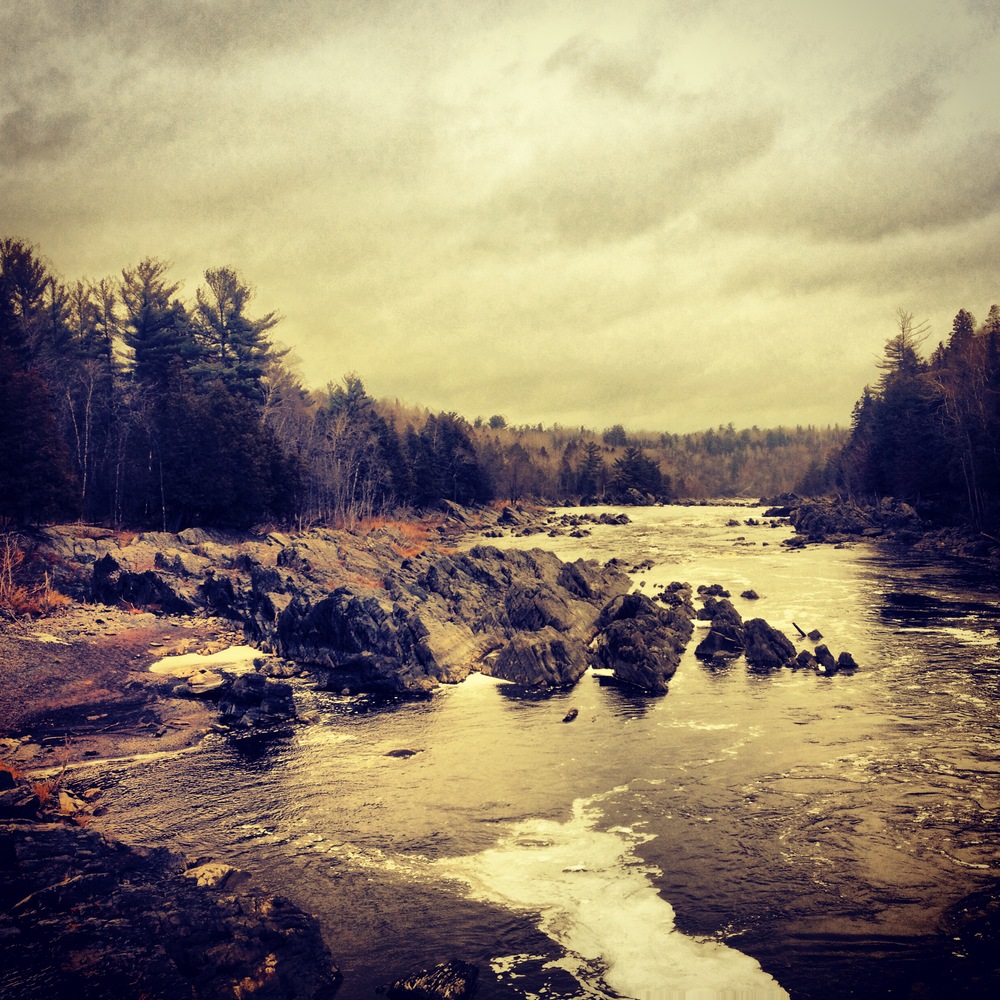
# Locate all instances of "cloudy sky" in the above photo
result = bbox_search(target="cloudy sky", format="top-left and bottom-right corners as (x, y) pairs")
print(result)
(3, 1), (999, 432)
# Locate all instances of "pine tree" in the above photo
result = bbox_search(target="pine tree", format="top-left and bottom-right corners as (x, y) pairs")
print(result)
(120, 259), (195, 391)
(0, 238), (50, 366)
(191, 267), (279, 403)
(0, 352), (79, 524)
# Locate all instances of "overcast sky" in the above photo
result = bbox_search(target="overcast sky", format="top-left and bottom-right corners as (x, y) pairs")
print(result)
(3, 1), (999, 433)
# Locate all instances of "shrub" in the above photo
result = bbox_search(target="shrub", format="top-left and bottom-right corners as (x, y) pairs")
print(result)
(0, 532), (71, 619)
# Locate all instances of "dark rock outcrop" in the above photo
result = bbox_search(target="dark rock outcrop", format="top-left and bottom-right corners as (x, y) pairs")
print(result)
(771, 495), (926, 545)
(41, 520), (866, 698)
(491, 630), (588, 687)
(93, 553), (199, 614)
(387, 959), (478, 999)
(695, 599), (746, 660)
(265, 588), (440, 695)
(69, 524), (635, 696)
(217, 673), (296, 727)
(0, 815), (340, 999)
(744, 618), (797, 670)
(246, 542), (631, 694)
(593, 591), (695, 694)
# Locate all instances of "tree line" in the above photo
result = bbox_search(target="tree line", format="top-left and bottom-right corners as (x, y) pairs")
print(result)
(829, 307), (1000, 530)
(1, 238), (843, 530)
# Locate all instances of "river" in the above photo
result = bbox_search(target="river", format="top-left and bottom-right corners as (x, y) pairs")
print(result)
(84, 505), (1000, 999)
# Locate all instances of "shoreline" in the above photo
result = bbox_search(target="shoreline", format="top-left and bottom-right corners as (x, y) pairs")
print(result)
(0, 604), (244, 774)
(3, 500), (996, 999)
(4, 495), (993, 777)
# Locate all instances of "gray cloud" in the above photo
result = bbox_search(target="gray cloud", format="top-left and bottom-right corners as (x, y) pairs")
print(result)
(862, 73), (943, 138)
(545, 34), (661, 101)
(0, 105), (88, 165)
(3, 0), (999, 435)
(3, 1), (354, 64)
(707, 130), (1000, 243)
(499, 107), (781, 245)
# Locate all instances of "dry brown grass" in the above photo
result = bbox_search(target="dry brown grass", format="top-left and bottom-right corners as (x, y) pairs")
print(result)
(31, 754), (68, 806)
(1, 759), (25, 781)
(360, 515), (449, 558)
(0, 533), (72, 620)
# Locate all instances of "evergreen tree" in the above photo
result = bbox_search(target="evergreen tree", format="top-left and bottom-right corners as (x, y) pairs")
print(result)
(410, 412), (493, 506)
(0, 238), (50, 365)
(608, 446), (666, 501)
(120, 259), (195, 391)
(0, 352), (79, 524)
(577, 441), (605, 498)
(191, 267), (279, 403)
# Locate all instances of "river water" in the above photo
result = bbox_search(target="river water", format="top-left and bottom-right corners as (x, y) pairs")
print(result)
(85, 506), (1000, 999)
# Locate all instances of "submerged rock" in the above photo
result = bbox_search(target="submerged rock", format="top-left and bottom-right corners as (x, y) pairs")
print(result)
(387, 958), (479, 999)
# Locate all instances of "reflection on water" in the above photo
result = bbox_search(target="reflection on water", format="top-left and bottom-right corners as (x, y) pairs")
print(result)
(85, 506), (1000, 999)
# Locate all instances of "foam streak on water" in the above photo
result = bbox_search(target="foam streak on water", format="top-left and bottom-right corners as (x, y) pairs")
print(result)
(440, 793), (789, 1000)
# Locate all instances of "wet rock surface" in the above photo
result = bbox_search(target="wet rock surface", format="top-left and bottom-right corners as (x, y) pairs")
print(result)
(385, 958), (479, 999)
(0, 787), (340, 1000)
(593, 590), (694, 694)
(759, 493), (1000, 567)
(693, 595), (856, 676)
(29, 520), (633, 698)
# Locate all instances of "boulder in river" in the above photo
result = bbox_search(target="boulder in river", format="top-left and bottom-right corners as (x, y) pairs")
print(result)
(694, 599), (746, 660)
(814, 644), (839, 673)
(491, 629), (589, 688)
(218, 672), (297, 726)
(387, 958), (479, 999)
(795, 649), (819, 671)
(593, 591), (694, 694)
(744, 618), (797, 671)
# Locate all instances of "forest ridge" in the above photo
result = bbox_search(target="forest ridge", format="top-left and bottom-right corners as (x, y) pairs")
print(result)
(3, 238), (994, 532)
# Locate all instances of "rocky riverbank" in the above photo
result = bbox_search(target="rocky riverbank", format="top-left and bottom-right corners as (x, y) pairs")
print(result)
(2, 501), (865, 771)
(0, 502), (861, 999)
(0, 766), (341, 999)
(760, 492), (1000, 566)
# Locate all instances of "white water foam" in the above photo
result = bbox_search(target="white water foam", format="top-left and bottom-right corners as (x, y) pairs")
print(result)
(438, 794), (789, 1000)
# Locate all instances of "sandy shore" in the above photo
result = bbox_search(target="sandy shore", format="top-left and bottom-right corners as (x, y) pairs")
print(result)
(0, 603), (245, 773)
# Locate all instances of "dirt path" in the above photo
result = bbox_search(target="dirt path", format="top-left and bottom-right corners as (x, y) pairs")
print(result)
(0, 604), (244, 772)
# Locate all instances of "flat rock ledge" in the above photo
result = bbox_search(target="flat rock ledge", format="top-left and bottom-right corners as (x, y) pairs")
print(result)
(32, 524), (639, 697)
(0, 806), (341, 999)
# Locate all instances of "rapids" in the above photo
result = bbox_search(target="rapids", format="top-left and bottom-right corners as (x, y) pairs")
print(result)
(83, 505), (999, 998)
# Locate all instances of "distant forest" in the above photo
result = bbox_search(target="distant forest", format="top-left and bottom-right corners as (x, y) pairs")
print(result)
(3, 238), (993, 532)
